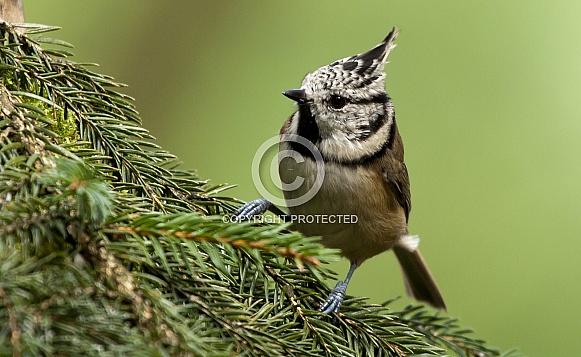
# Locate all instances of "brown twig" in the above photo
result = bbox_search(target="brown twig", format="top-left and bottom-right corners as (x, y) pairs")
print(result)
(0, 286), (21, 357)
(0, 0), (24, 24)
(109, 225), (321, 267)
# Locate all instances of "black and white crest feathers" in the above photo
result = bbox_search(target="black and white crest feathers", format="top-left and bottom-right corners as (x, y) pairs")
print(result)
(351, 27), (398, 75)
(326, 27), (398, 90)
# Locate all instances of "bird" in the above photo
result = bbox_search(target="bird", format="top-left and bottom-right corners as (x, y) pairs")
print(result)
(234, 27), (446, 314)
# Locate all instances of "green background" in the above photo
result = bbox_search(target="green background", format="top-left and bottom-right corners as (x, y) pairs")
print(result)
(26, 1), (581, 355)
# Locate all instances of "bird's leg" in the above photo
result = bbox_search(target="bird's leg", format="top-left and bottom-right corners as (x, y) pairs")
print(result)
(319, 261), (358, 314)
(233, 198), (288, 221)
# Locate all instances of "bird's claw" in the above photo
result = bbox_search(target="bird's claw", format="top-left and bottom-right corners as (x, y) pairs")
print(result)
(233, 198), (271, 221)
(319, 280), (348, 314)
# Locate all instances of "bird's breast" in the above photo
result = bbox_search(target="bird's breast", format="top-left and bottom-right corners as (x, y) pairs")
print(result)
(279, 145), (407, 263)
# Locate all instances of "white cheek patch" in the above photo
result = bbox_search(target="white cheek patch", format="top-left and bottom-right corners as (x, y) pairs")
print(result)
(316, 110), (393, 163)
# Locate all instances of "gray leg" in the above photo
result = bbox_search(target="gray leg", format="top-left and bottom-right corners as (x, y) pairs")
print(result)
(233, 198), (287, 221)
(319, 261), (358, 314)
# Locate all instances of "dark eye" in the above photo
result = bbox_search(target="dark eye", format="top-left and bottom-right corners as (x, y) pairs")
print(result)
(328, 95), (348, 109)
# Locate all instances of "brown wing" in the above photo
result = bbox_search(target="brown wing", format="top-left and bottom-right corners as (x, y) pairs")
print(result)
(379, 121), (412, 222)
(383, 159), (411, 221)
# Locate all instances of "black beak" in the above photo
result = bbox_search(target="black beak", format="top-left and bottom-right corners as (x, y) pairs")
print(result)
(282, 89), (306, 103)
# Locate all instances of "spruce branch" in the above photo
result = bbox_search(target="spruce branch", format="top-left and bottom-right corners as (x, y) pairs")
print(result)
(108, 220), (322, 267)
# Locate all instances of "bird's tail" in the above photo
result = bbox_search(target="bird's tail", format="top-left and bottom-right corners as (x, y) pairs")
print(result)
(393, 245), (447, 311)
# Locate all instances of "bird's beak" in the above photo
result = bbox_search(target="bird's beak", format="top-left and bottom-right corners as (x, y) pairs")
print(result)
(282, 89), (306, 103)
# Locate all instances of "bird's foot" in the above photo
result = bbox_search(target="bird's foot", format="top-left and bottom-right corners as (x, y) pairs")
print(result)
(318, 280), (348, 314)
(233, 198), (271, 221)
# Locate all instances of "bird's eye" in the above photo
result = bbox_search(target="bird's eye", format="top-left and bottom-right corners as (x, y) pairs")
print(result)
(328, 95), (348, 109)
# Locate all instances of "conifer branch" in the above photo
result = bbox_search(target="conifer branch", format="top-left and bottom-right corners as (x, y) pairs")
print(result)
(109, 224), (322, 267)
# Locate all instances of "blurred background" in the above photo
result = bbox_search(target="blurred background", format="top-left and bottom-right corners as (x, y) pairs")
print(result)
(25, 1), (581, 355)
